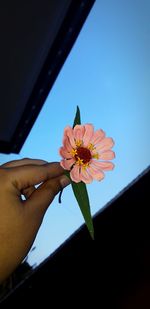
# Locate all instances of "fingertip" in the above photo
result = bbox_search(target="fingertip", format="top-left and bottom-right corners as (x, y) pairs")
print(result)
(60, 175), (71, 188)
(33, 159), (48, 165)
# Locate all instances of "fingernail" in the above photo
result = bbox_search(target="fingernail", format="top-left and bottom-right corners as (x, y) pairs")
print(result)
(60, 175), (71, 188)
(41, 160), (48, 165)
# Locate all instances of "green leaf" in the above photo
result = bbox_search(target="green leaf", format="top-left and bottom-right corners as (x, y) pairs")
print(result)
(64, 171), (94, 240)
(63, 106), (94, 238)
(73, 106), (81, 127)
(72, 181), (94, 239)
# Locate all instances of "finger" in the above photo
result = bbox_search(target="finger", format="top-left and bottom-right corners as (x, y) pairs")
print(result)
(22, 186), (35, 199)
(9, 162), (64, 191)
(26, 175), (70, 217)
(1, 158), (47, 168)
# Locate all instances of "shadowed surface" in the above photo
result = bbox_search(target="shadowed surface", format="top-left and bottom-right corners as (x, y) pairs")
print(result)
(1, 167), (149, 308)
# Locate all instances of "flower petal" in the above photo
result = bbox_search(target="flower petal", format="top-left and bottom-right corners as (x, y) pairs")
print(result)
(83, 124), (94, 147)
(73, 125), (85, 142)
(60, 158), (75, 170)
(98, 150), (115, 160)
(64, 126), (76, 148)
(63, 125), (72, 137)
(70, 164), (81, 183)
(59, 147), (72, 159)
(91, 160), (115, 171)
(88, 165), (105, 181)
(96, 137), (114, 152)
(79, 167), (93, 184)
(63, 136), (73, 152)
(91, 129), (105, 145)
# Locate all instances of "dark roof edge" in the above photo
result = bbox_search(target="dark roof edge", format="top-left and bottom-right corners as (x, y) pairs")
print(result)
(0, 0), (95, 154)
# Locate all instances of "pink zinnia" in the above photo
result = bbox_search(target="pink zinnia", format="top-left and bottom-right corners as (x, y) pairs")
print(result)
(59, 124), (115, 184)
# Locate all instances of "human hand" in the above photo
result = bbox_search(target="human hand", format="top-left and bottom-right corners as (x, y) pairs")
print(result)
(0, 158), (70, 283)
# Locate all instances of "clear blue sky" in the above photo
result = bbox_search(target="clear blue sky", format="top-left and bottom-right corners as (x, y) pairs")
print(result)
(0, 0), (150, 266)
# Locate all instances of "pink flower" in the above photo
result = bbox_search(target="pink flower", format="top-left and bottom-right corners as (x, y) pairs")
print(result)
(59, 124), (115, 184)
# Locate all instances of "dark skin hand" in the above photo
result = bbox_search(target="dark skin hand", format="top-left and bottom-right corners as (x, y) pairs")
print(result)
(0, 158), (70, 283)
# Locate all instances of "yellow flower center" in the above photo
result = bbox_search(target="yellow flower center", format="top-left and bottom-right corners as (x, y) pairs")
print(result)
(92, 153), (99, 160)
(70, 149), (77, 156)
(75, 140), (82, 147)
(88, 143), (95, 151)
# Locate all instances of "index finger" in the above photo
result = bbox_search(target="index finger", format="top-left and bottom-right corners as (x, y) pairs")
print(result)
(1, 158), (47, 168)
(9, 162), (64, 191)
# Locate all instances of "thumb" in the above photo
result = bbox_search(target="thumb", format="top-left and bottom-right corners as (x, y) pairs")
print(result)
(25, 175), (70, 217)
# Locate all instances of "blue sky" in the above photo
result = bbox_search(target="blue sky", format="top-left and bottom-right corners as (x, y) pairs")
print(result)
(0, 0), (150, 266)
